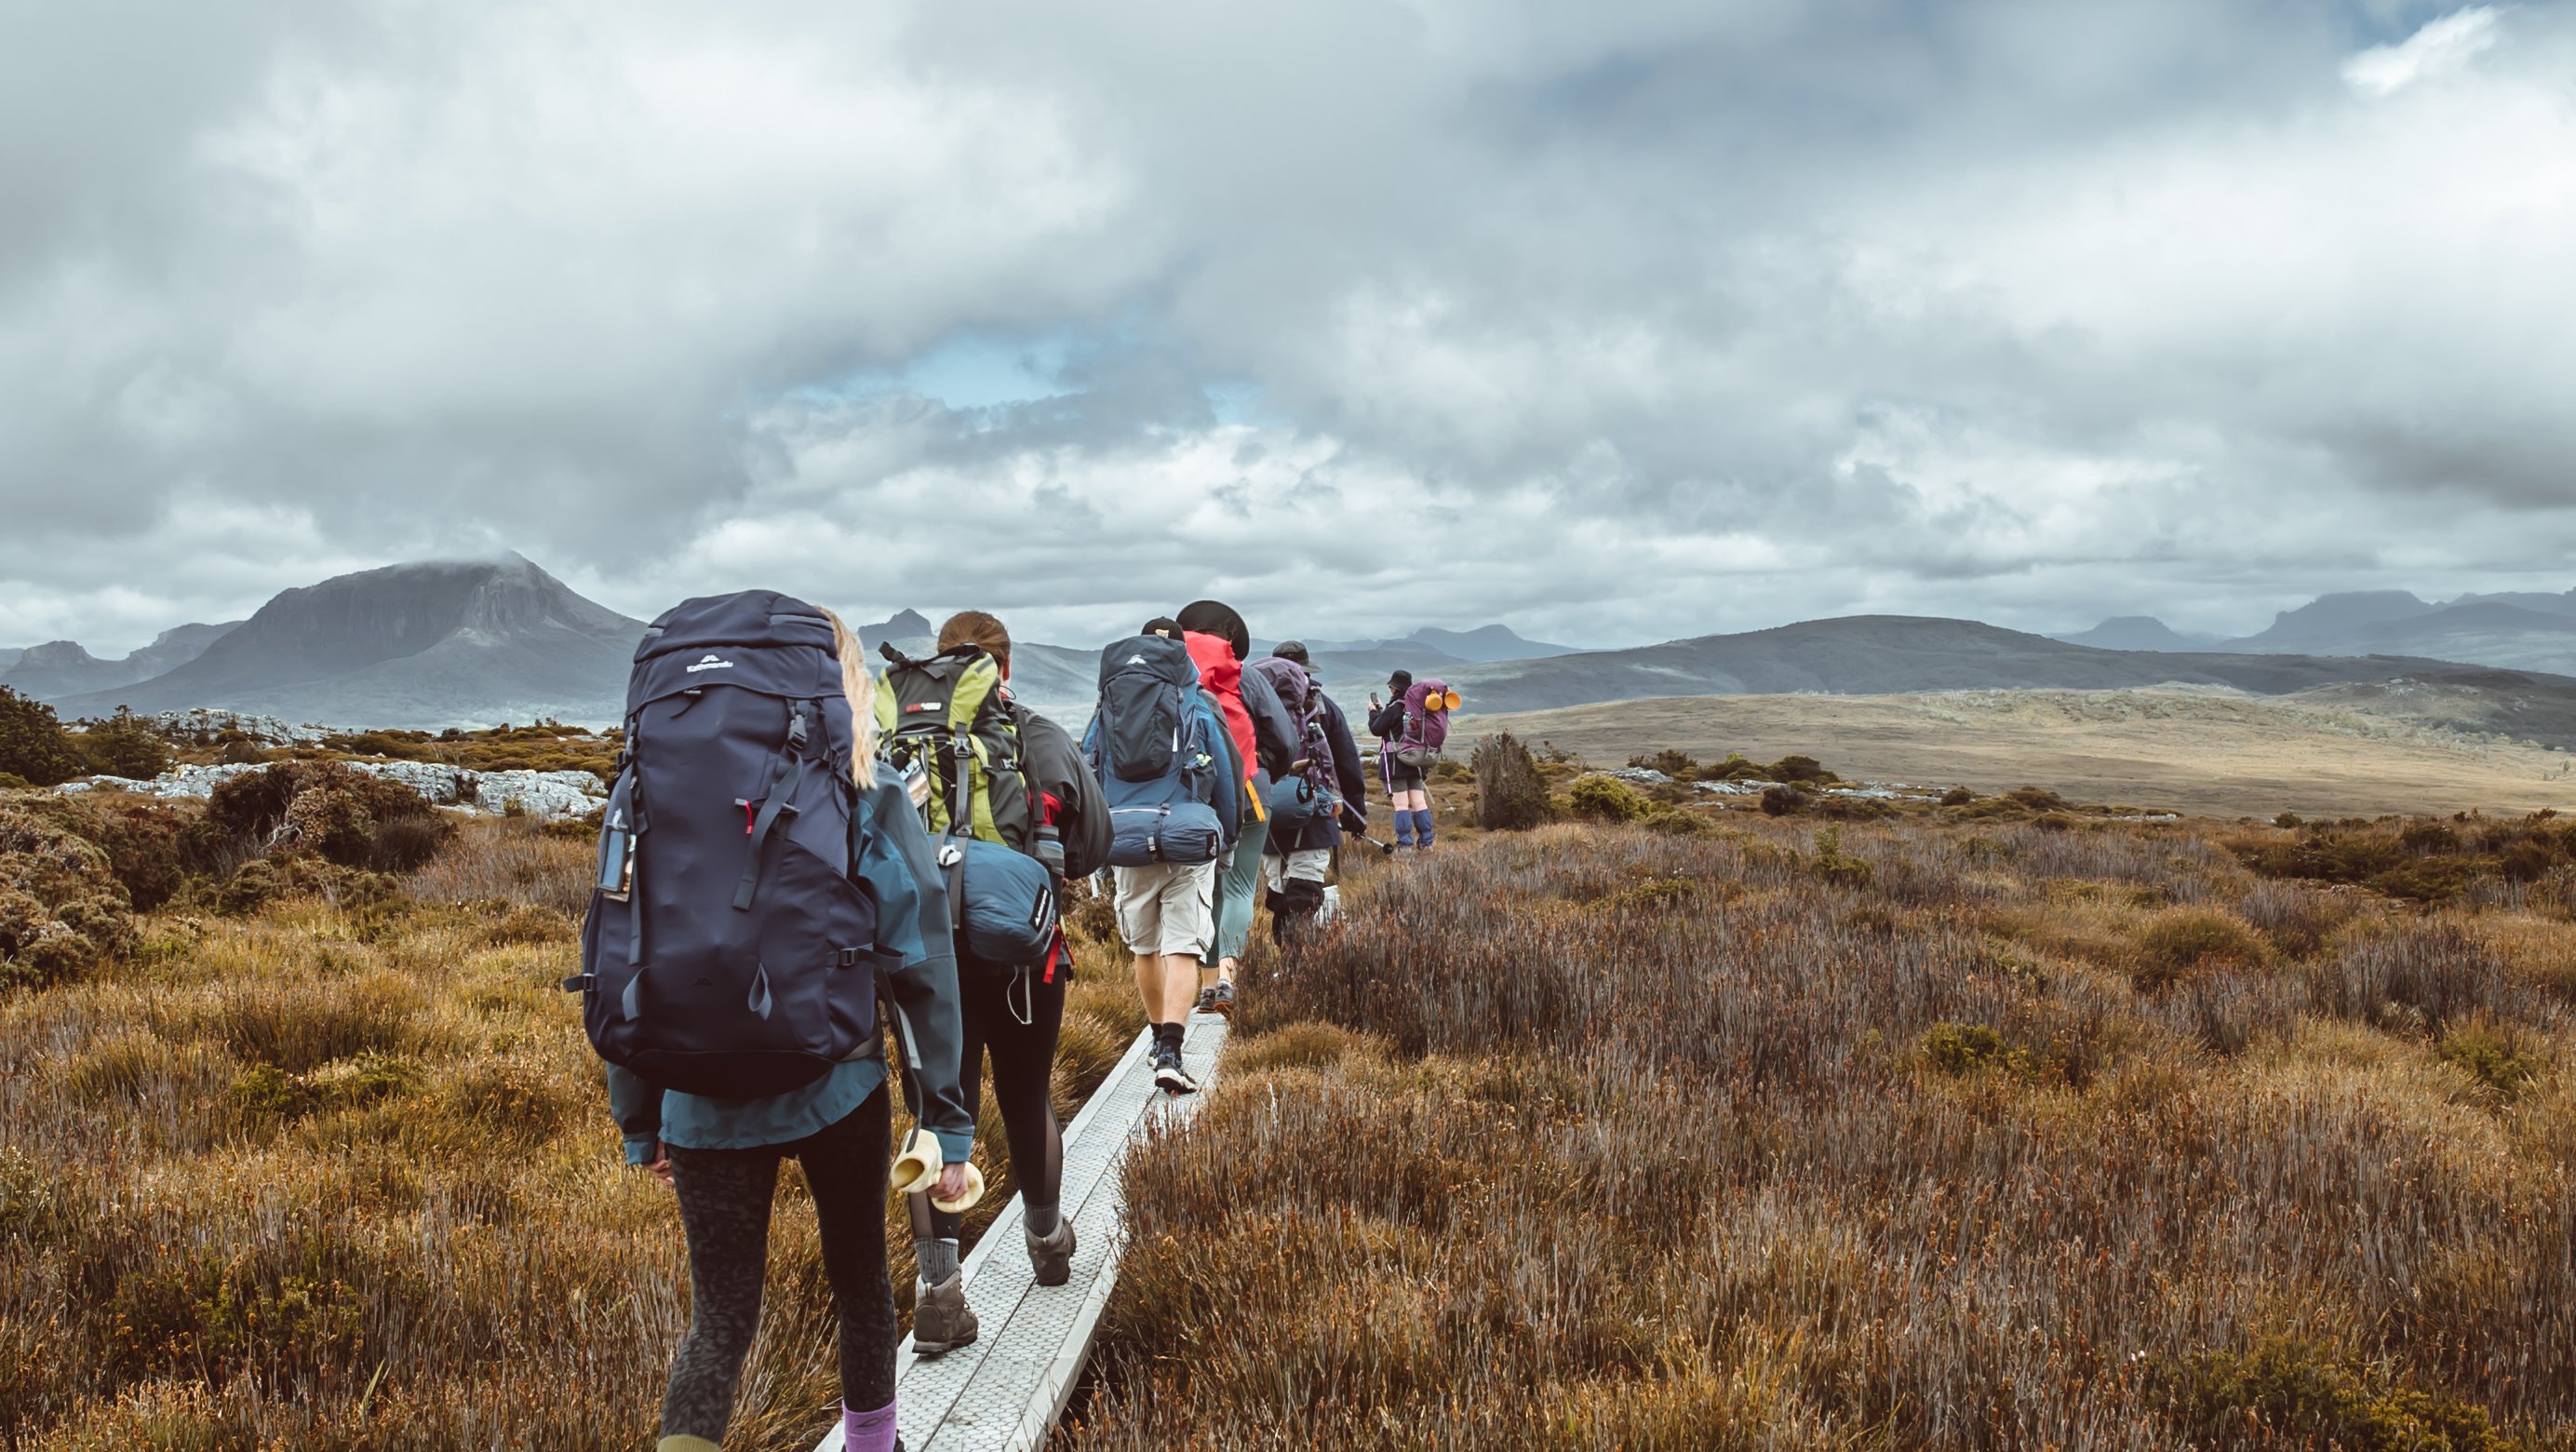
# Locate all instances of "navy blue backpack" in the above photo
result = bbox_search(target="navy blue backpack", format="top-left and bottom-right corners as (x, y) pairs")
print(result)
(1083, 634), (1228, 867)
(570, 591), (898, 1098)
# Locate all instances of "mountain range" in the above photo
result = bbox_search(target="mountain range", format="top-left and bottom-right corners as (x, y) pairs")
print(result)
(18, 560), (2576, 736)
(1, 623), (244, 702)
(2056, 588), (2576, 676)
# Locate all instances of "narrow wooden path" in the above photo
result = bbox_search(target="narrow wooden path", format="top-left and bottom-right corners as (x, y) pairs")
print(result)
(813, 1013), (1229, 1452)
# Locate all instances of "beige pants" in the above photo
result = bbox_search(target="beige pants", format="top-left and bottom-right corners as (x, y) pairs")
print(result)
(1262, 848), (1331, 891)
(1113, 861), (1216, 957)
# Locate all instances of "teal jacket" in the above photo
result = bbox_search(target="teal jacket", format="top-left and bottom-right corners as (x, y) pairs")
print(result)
(605, 771), (976, 1165)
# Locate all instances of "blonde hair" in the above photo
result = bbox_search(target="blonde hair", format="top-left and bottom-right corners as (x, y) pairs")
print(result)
(816, 608), (879, 787)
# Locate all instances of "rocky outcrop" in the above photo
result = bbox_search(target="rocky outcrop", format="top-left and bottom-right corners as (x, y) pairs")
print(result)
(61, 760), (607, 822)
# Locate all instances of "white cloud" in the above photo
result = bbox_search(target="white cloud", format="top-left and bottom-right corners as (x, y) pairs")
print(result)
(2343, 7), (2502, 97)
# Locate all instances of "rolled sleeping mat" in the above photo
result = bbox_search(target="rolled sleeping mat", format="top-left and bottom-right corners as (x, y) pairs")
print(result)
(931, 1162), (986, 1215)
(890, 1127), (942, 1196)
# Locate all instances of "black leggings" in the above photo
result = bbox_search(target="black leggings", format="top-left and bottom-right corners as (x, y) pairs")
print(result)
(664, 1087), (896, 1440)
(930, 968), (1066, 1243)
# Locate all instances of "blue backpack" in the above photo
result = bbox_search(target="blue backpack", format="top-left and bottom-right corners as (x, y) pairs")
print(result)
(569, 591), (897, 1098)
(1083, 634), (1229, 867)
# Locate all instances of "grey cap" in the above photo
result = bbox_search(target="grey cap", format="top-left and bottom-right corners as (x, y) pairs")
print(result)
(1273, 639), (1310, 666)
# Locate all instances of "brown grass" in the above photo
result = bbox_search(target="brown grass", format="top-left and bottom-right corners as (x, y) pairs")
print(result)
(0, 817), (1140, 1449)
(1065, 817), (2576, 1449)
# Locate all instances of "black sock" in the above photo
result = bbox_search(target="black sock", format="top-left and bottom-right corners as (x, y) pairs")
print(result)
(1155, 1022), (1182, 1054)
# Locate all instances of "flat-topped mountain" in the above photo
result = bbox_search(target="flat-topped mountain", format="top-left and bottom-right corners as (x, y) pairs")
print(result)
(57, 555), (641, 727)
(2052, 616), (2215, 652)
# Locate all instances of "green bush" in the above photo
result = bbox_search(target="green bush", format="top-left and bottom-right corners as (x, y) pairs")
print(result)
(1923, 1022), (2026, 1077)
(1759, 785), (1809, 816)
(0, 687), (84, 787)
(0, 803), (135, 987)
(1811, 828), (1874, 887)
(207, 762), (454, 872)
(2164, 1334), (2507, 1450)
(2437, 1018), (2546, 1101)
(74, 707), (174, 782)
(1565, 773), (1651, 823)
(1769, 755), (1837, 785)
(1472, 733), (1552, 831)
(1627, 749), (1700, 779)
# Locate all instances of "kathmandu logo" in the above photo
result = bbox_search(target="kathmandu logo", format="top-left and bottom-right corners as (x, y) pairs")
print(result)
(685, 653), (736, 673)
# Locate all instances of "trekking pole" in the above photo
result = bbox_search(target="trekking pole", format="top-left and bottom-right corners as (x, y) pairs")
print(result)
(1355, 833), (1398, 856)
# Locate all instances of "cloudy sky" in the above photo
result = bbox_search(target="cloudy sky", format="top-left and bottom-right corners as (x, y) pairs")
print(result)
(4, 0), (2572, 654)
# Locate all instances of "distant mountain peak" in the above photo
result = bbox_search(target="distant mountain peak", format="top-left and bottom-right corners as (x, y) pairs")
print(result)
(2051, 615), (2213, 652)
(51, 555), (640, 727)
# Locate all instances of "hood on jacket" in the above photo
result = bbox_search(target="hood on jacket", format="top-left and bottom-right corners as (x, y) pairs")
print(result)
(1184, 630), (1257, 782)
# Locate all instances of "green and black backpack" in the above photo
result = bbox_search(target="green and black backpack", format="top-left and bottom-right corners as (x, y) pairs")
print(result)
(874, 643), (1061, 972)
(873, 642), (1034, 851)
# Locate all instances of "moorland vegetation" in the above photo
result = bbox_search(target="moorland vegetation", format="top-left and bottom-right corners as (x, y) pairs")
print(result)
(1072, 767), (2576, 1448)
(8, 734), (2576, 1447)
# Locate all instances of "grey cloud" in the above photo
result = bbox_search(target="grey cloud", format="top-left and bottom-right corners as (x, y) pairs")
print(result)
(3, 0), (2572, 655)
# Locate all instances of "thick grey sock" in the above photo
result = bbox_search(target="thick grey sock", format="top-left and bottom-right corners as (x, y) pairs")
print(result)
(1024, 1202), (1061, 1238)
(915, 1236), (959, 1285)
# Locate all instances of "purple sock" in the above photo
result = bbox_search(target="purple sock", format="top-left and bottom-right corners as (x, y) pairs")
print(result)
(843, 1399), (898, 1452)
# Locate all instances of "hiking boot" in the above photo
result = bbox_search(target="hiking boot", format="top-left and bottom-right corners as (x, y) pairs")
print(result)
(1209, 979), (1236, 1018)
(1153, 1047), (1198, 1095)
(1192, 984), (1219, 1015)
(1026, 1217), (1078, 1286)
(910, 1270), (978, 1357)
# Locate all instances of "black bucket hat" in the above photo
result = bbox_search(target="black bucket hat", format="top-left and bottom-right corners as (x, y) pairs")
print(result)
(1176, 599), (1251, 662)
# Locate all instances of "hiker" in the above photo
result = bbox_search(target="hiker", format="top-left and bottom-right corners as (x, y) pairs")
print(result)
(1174, 599), (1298, 1017)
(584, 597), (975, 1452)
(1368, 671), (1457, 848)
(1086, 617), (1241, 1094)
(877, 610), (1110, 1357)
(1251, 640), (1369, 938)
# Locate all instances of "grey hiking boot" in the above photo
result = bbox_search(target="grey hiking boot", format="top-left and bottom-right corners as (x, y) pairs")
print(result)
(911, 1270), (978, 1357)
(1192, 984), (1219, 1015)
(1209, 979), (1236, 1018)
(1026, 1217), (1077, 1286)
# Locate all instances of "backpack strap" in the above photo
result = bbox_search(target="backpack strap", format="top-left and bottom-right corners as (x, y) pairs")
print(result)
(732, 701), (812, 911)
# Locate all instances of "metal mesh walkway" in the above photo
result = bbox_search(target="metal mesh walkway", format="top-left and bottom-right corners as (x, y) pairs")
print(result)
(814, 1013), (1228, 1452)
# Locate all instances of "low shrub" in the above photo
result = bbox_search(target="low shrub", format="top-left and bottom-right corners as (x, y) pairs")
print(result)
(1565, 773), (1651, 823)
(2163, 1334), (2508, 1451)
(1810, 828), (1873, 887)
(2436, 1016), (2546, 1102)
(0, 803), (135, 987)
(208, 761), (455, 873)
(2133, 908), (2267, 990)
(1759, 785), (1809, 816)
(73, 707), (175, 782)
(1922, 1021), (2027, 1077)
(1769, 754), (1837, 785)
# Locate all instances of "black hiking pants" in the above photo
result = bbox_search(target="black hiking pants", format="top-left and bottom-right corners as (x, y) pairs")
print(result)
(930, 966), (1067, 1244)
(664, 1086), (896, 1439)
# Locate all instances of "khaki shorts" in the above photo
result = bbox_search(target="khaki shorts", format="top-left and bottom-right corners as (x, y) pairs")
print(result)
(1114, 861), (1215, 957)
(1263, 848), (1331, 891)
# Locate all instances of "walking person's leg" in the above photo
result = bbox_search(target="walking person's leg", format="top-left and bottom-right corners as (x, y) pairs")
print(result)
(1403, 786), (1435, 848)
(1272, 846), (1332, 939)
(660, 1146), (783, 1450)
(909, 999), (985, 1355)
(792, 1088), (906, 1451)
(1200, 814), (1268, 1015)
(932, 971), (1075, 1282)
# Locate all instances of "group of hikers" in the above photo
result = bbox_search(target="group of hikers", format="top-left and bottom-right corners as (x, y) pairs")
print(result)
(572, 591), (1456, 1452)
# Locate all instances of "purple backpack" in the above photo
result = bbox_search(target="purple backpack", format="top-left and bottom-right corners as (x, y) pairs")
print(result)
(1393, 679), (1455, 768)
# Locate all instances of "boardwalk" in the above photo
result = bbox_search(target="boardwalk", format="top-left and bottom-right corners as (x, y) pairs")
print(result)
(814, 1013), (1230, 1452)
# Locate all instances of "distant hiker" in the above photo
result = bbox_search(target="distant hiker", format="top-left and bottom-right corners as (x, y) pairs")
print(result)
(1175, 598), (1298, 1018)
(1085, 618), (1241, 1094)
(1253, 640), (1368, 937)
(876, 610), (1110, 1354)
(581, 595), (975, 1452)
(1368, 671), (1456, 848)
